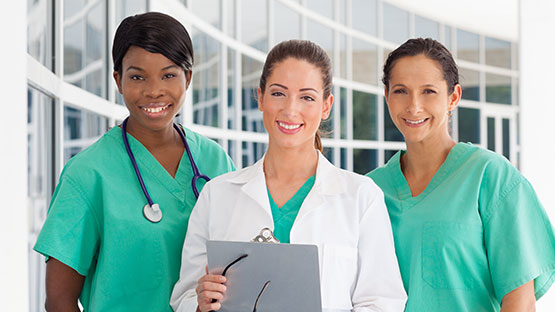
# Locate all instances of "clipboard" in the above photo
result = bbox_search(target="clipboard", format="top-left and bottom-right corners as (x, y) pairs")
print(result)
(206, 240), (322, 312)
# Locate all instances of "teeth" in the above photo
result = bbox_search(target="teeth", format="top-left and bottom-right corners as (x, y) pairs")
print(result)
(278, 122), (301, 130)
(405, 118), (426, 125)
(142, 105), (169, 113)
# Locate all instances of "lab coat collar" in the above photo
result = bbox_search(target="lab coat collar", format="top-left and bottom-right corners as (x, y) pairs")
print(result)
(227, 151), (346, 217)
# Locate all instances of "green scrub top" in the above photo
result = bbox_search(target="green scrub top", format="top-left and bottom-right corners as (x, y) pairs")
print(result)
(367, 142), (555, 311)
(34, 126), (235, 311)
(267, 175), (315, 243)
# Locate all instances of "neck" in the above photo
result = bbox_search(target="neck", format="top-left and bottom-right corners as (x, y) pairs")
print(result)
(124, 118), (180, 151)
(402, 131), (456, 179)
(263, 142), (319, 182)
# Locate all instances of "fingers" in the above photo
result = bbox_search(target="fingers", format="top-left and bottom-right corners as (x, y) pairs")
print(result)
(196, 274), (227, 312)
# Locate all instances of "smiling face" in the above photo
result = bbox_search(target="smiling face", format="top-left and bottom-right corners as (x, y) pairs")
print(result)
(258, 57), (333, 151)
(113, 46), (192, 133)
(385, 54), (461, 145)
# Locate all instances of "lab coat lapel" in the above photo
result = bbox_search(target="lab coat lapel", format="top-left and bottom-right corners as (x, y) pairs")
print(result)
(295, 152), (345, 222)
(229, 156), (273, 220)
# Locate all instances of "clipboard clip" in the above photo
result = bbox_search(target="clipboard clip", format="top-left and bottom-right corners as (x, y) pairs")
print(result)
(252, 227), (280, 243)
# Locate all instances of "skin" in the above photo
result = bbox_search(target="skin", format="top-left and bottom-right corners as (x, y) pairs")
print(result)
(386, 54), (535, 310)
(45, 45), (192, 310)
(195, 57), (332, 311)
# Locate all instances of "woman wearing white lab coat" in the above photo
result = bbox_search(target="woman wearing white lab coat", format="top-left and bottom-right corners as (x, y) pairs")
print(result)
(170, 40), (407, 312)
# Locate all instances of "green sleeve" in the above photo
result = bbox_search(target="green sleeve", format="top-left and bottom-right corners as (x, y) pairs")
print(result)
(33, 175), (101, 276)
(483, 176), (555, 302)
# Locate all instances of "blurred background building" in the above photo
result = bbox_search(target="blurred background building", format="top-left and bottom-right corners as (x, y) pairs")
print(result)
(2, 0), (554, 310)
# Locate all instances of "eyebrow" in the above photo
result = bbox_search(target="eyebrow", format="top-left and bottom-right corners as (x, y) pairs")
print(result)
(269, 83), (319, 93)
(125, 65), (179, 72)
(391, 83), (438, 88)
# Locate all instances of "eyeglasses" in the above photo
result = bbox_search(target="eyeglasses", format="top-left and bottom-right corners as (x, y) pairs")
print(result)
(211, 254), (272, 312)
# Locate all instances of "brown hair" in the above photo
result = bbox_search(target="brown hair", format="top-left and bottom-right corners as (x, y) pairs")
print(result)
(383, 38), (459, 93)
(259, 40), (333, 152)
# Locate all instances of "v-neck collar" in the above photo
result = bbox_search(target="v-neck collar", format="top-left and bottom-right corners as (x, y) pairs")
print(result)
(267, 175), (316, 213)
(110, 127), (188, 204)
(392, 142), (467, 207)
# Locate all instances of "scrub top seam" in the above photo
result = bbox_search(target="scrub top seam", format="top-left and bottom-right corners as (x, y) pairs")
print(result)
(481, 175), (523, 225)
(63, 175), (102, 233)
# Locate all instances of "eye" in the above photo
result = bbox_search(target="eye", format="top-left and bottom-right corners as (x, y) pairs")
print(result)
(423, 89), (437, 94)
(130, 75), (144, 81)
(301, 95), (315, 102)
(392, 89), (407, 94)
(163, 73), (176, 79)
(271, 91), (285, 97)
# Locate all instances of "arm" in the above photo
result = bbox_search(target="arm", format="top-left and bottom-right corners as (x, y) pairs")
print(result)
(352, 189), (407, 311)
(45, 258), (85, 312)
(500, 280), (535, 312)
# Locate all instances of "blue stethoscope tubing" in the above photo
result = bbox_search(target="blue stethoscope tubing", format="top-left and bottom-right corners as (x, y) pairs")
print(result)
(121, 117), (210, 223)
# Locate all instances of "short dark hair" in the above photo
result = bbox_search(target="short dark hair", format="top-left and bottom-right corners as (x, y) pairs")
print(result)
(112, 12), (194, 74)
(259, 40), (333, 152)
(383, 38), (459, 93)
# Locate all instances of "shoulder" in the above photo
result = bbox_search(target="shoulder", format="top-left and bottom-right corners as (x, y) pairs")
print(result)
(457, 143), (523, 184)
(366, 151), (401, 191)
(61, 127), (122, 178)
(184, 127), (227, 155)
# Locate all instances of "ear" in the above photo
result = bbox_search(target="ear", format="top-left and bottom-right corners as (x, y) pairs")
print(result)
(257, 87), (263, 112)
(321, 94), (333, 120)
(185, 70), (193, 90)
(448, 84), (462, 112)
(113, 71), (123, 94)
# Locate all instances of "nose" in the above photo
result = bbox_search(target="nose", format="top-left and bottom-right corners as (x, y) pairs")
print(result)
(282, 96), (300, 117)
(406, 94), (423, 114)
(143, 79), (165, 98)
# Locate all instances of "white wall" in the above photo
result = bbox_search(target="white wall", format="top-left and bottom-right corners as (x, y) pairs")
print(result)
(520, 0), (555, 309)
(0, 0), (29, 310)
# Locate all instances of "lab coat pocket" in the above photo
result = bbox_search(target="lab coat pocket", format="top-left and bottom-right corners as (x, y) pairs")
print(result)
(422, 221), (485, 289)
(321, 244), (357, 310)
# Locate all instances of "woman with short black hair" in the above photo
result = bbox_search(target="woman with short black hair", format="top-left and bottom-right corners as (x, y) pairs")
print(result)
(34, 12), (234, 311)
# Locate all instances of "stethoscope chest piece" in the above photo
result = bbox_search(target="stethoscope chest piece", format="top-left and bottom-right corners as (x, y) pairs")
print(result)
(143, 203), (162, 223)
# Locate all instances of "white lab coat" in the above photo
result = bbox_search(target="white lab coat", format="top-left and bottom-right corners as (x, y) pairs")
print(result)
(171, 152), (407, 312)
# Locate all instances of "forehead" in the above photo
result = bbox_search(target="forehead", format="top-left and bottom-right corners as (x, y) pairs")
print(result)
(267, 58), (324, 88)
(122, 46), (176, 68)
(390, 54), (444, 84)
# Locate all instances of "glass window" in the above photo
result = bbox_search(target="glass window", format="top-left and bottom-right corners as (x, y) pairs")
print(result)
(242, 141), (266, 167)
(383, 3), (409, 44)
(457, 29), (479, 63)
(352, 39), (377, 85)
(340, 87), (347, 139)
(241, 55), (264, 132)
(241, 0), (267, 51)
(487, 117), (495, 152)
(486, 73), (511, 104)
(64, 106), (108, 163)
(352, 0), (377, 35)
(323, 147), (334, 164)
(116, 0), (147, 25)
(384, 150), (398, 163)
(192, 29), (221, 127)
(340, 148), (348, 170)
(353, 149), (377, 174)
(384, 100), (403, 142)
(227, 49), (237, 130)
(415, 15), (439, 40)
(443, 25), (452, 50)
(27, 87), (53, 312)
(459, 68), (480, 101)
(502, 118), (510, 160)
(307, 0), (333, 19)
(457, 107), (480, 144)
(191, 0), (221, 29)
(27, 0), (52, 69)
(485, 37), (511, 69)
(339, 34), (347, 79)
(274, 1), (300, 44)
(64, 1), (107, 98)
(226, 0), (236, 37)
(353, 91), (377, 140)
(307, 19), (334, 62)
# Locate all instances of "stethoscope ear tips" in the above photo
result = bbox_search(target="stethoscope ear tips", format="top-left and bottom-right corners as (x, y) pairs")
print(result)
(143, 203), (162, 223)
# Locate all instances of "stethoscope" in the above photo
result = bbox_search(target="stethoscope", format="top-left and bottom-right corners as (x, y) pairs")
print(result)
(121, 117), (211, 223)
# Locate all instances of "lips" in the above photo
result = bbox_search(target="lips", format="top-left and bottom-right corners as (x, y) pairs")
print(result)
(403, 117), (429, 127)
(277, 120), (303, 134)
(140, 103), (171, 116)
